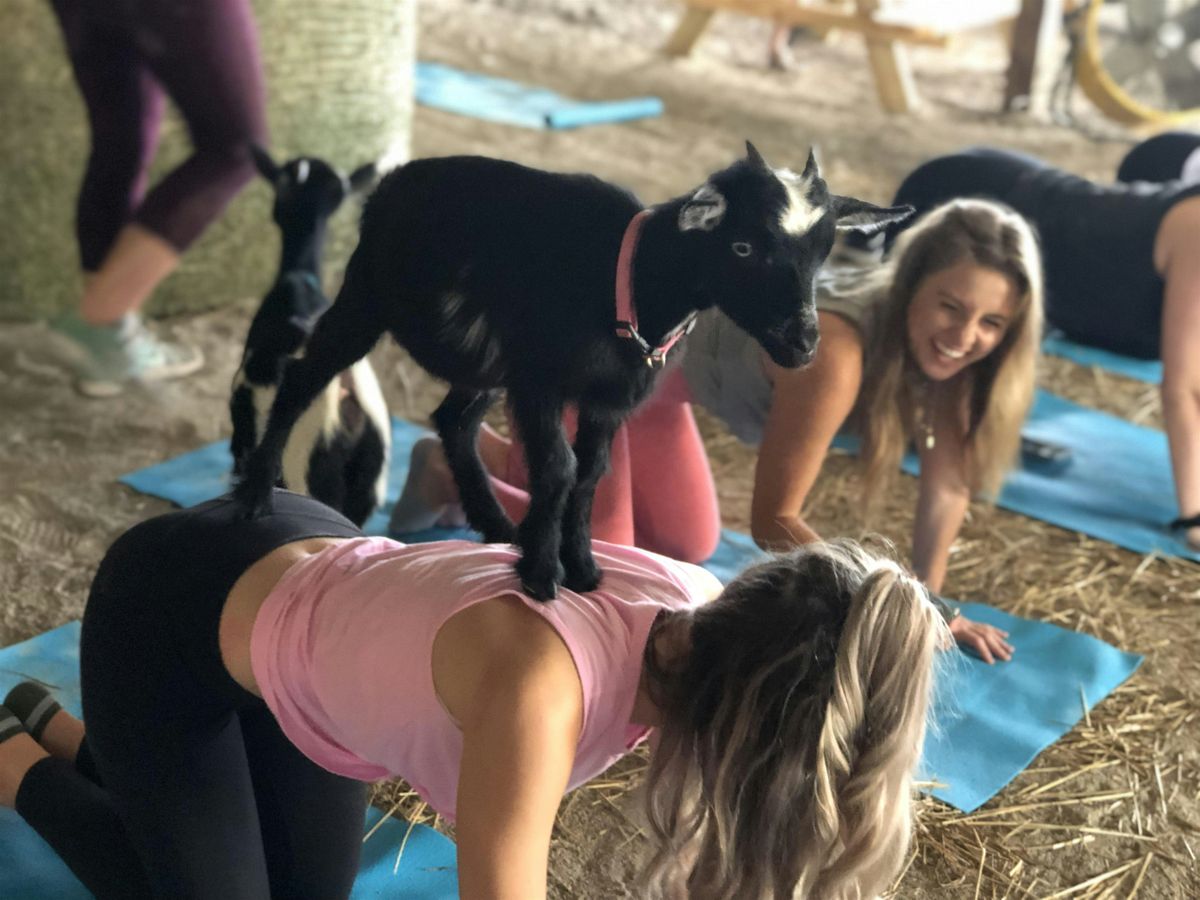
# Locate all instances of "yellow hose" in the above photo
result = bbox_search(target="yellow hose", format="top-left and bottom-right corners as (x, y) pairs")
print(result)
(1074, 0), (1200, 125)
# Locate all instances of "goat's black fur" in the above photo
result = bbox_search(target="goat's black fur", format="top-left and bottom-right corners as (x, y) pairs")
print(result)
(230, 147), (389, 527)
(235, 143), (911, 597)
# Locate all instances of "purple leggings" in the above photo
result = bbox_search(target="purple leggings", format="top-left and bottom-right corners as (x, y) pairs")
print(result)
(49, 0), (269, 270)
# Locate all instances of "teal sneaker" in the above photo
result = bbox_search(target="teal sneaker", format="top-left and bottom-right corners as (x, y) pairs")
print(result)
(50, 312), (204, 398)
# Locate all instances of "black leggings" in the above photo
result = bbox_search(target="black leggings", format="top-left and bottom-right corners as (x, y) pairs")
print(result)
(14, 491), (366, 899)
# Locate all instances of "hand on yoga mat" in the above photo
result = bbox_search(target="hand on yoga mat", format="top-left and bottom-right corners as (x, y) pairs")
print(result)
(949, 616), (1013, 664)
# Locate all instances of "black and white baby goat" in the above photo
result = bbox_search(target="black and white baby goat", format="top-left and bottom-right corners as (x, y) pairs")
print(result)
(235, 143), (911, 598)
(230, 147), (390, 527)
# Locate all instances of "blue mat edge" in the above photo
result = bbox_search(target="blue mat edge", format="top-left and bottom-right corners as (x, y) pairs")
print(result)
(414, 61), (664, 130)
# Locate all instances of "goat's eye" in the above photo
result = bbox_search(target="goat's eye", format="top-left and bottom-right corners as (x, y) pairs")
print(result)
(732, 242), (753, 258)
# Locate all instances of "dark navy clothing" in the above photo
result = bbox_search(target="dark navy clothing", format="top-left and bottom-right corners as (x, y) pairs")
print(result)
(14, 492), (367, 899)
(1117, 131), (1200, 184)
(890, 147), (1200, 359)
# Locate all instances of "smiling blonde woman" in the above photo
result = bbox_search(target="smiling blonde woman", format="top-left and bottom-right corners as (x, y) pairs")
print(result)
(681, 198), (1044, 663)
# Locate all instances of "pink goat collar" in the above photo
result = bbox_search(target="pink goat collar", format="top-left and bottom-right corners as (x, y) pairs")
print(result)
(614, 210), (695, 367)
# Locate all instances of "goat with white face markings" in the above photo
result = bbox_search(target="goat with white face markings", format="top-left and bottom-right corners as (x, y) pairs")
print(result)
(234, 142), (912, 598)
(229, 147), (390, 527)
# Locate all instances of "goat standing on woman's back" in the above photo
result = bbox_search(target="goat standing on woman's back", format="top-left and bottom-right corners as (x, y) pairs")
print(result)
(230, 147), (390, 528)
(235, 142), (911, 598)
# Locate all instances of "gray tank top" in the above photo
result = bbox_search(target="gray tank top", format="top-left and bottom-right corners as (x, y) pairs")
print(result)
(681, 285), (881, 445)
(1185, 146), (1200, 183)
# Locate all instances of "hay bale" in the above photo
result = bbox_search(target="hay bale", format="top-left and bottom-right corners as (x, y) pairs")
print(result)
(0, 0), (415, 321)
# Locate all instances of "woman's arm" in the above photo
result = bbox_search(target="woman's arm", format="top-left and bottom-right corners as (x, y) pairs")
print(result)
(441, 599), (584, 900)
(914, 388), (1013, 663)
(1156, 198), (1200, 549)
(911, 394), (971, 593)
(455, 675), (578, 900)
(751, 312), (863, 550)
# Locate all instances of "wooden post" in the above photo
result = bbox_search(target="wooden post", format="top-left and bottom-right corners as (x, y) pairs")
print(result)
(857, 0), (919, 113)
(1003, 0), (1063, 113)
(664, 7), (717, 56)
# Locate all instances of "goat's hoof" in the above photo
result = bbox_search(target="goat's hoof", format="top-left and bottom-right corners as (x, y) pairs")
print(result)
(519, 576), (560, 602)
(562, 558), (602, 593)
(232, 480), (274, 520)
(516, 557), (563, 602)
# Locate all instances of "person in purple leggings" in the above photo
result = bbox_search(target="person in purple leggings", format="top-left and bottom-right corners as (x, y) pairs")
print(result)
(46, 0), (269, 397)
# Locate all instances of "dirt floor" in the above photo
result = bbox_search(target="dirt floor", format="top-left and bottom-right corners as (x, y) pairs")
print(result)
(3, 0), (1199, 897)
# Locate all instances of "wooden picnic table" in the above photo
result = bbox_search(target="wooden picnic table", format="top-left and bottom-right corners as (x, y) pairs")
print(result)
(665, 0), (1061, 114)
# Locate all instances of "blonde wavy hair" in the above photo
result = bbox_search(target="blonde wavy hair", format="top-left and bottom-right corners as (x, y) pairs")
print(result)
(640, 539), (948, 900)
(835, 198), (1043, 506)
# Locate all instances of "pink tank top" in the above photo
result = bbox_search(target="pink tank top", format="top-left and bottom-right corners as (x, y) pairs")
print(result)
(250, 536), (719, 820)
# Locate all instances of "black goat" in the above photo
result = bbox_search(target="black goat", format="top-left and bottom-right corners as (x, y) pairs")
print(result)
(230, 147), (390, 527)
(235, 143), (911, 598)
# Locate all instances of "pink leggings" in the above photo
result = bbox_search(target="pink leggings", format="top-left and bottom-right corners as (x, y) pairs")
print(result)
(488, 367), (721, 563)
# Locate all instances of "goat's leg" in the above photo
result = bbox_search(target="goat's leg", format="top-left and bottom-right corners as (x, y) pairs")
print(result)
(509, 393), (574, 601)
(340, 420), (389, 529)
(306, 444), (349, 521)
(559, 406), (624, 592)
(432, 388), (517, 544)
(229, 385), (257, 478)
(234, 292), (385, 518)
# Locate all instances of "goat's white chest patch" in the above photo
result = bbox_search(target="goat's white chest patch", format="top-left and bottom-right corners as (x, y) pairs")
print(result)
(776, 168), (824, 236)
(233, 362), (339, 495)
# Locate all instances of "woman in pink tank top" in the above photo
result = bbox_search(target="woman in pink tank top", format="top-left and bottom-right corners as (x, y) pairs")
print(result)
(0, 492), (946, 900)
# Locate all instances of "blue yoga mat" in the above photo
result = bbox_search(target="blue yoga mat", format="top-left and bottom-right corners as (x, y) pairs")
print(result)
(0, 623), (458, 900)
(1042, 331), (1162, 385)
(1008, 391), (1195, 560)
(921, 604), (1142, 812)
(118, 418), (757, 583)
(118, 417), (1142, 813)
(415, 62), (663, 130)
(834, 389), (1199, 563)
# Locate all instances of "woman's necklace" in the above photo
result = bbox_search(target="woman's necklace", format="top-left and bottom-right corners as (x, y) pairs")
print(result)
(910, 376), (936, 451)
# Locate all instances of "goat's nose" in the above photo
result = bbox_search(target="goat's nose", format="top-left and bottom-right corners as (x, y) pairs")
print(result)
(783, 319), (819, 365)
(799, 328), (820, 363)
(783, 316), (819, 351)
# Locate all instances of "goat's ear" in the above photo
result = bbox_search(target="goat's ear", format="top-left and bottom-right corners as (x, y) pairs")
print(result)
(679, 184), (728, 232)
(251, 144), (281, 183)
(802, 147), (819, 179)
(347, 162), (379, 196)
(831, 196), (914, 236)
(745, 141), (770, 171)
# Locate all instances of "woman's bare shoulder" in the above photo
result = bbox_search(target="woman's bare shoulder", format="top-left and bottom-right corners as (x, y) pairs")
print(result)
(1157, 193), (1200, 274)
(433, 596), (583, 727)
